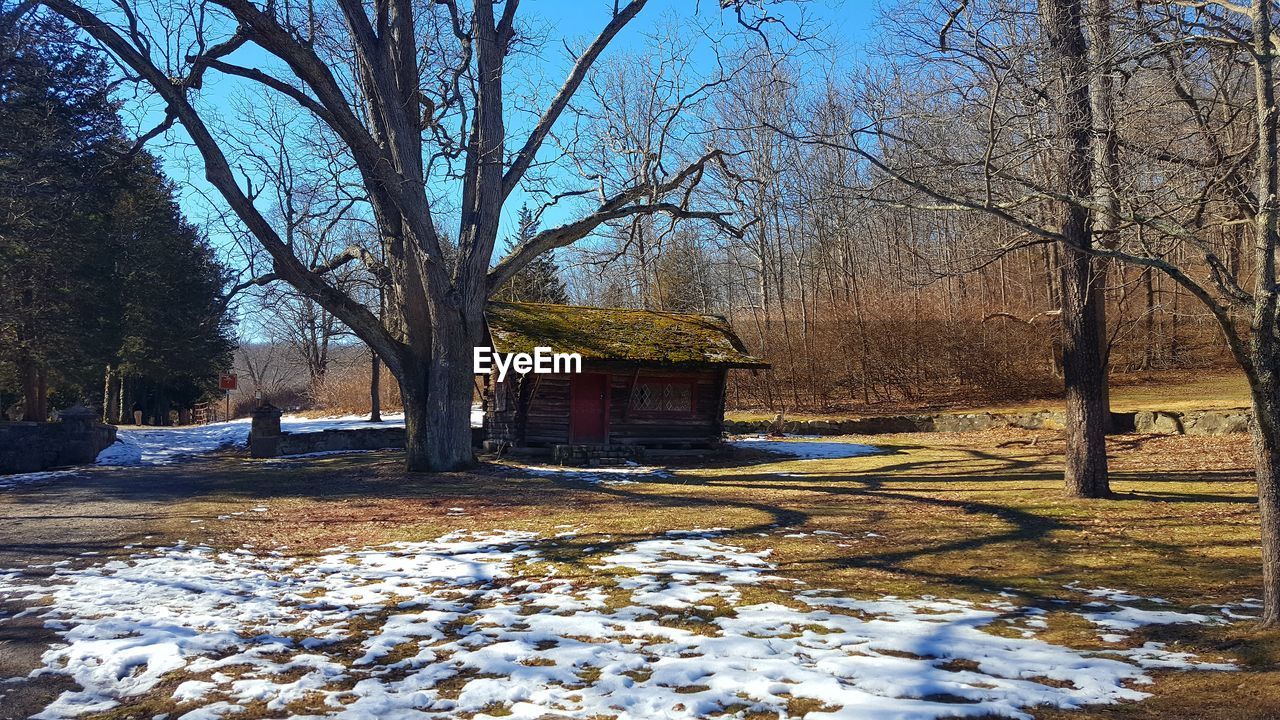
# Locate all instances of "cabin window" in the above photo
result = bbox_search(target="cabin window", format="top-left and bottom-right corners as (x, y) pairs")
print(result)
(632, 381), (694, 414)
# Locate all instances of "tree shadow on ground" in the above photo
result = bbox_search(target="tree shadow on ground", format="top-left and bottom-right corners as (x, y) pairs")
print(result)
(0, 440), (1260, 599)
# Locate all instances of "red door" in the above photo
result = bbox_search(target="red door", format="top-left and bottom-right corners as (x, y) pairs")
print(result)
(570, 374), (609, 443)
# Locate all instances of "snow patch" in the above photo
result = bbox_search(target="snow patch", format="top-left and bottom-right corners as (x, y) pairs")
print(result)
(0, 531), (1236, 720)
(0, 469), (80, 490)
(519, 463), (671, 485)
(91, 406), (483, 468)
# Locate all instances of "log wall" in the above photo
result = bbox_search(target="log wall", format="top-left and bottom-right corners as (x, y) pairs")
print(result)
(484, 363), (727, 449)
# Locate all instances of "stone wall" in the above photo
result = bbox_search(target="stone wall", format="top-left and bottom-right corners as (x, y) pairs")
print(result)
(277, 427), (408, 456)
(1133, 409), (1251, 435)
(724, 408), (1251, 438)
(246, 402), (486, 459)
(721, 412), (1064, 436)
(0, 407), (117, 475)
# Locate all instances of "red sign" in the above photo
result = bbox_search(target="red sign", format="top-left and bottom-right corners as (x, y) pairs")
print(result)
(219, 374), (238, 391)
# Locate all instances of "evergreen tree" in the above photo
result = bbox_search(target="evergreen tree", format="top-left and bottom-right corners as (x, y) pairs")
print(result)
(106, 153), (235, 422)
(651, 229), (714, 313)
(494, 205), (569, 304)
(0, 12), (119, 418)
(0, 11), (233, 422)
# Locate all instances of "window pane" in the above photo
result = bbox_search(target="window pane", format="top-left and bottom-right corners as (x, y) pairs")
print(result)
(632, 382), (691, 413)
(663, 383), (691, 412)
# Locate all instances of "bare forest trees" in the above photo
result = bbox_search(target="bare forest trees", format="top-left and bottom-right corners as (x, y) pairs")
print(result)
(824, 0), (1280, 624)
(1070, 0), (1280, 627)
(229, 100), (363, 390)
(823, 0), (1114, 497)
(39, 0), (797, 470)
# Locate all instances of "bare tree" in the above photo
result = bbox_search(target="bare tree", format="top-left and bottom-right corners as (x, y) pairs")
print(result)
(230, 99), (366, 389)
(37, 0), (795, 470)
(860, 0), (1280, 624)
(832, 0), (1112, 496)
(1058, 0), (1280, 625)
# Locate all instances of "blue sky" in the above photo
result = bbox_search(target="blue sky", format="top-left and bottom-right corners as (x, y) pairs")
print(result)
(149, 0), (877, 266)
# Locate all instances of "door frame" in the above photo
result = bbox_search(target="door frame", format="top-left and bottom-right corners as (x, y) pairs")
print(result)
(569, 373), (610, 443)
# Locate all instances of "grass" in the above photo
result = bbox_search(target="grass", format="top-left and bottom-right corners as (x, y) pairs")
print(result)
(727, 368), (1254, 422)
(13, 427), (1279, 719)
(1106, 370), (1253, 412)
(973, 369), (1253, 414)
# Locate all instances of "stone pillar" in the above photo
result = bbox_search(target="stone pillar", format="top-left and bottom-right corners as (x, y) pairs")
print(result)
(249, 403), (283, 458)
(57, 404), (99, 465)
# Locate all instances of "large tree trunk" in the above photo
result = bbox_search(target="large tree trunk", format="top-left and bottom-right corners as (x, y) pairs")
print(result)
(1252, 376), (1280, 626)
(401, 379), (474, 471)
(1250, 0), (1280, 627)
(1061, 251), (1111, 497)
(1043, 0), (1111, 498)
(399, 321), (479, 472)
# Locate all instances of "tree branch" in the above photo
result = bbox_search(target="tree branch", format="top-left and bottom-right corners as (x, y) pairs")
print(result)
(500, 0), (646, 201)
(1091, 246), (1255, 377)
(41, 0), (406, 371)
(221, 243), (387, 306)
(488, 149), (733, 292)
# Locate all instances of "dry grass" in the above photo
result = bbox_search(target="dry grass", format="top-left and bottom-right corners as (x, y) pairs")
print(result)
(53, 428), (1280, 719)
(965, 370), (1252, 414)
(726, 368), (1253, 422)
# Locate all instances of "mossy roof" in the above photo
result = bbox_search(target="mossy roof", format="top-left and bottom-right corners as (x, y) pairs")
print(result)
(484, 302), (770, 368)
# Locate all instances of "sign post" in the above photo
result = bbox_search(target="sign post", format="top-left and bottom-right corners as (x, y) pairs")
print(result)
(219, 374), (238, 421)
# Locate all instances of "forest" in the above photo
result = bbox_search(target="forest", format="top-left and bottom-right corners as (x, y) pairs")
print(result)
(7, 0), (1272, 494)
(208, 1), (1248, 422)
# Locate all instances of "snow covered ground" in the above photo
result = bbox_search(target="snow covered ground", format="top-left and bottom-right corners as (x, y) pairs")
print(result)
(0, 407), (484, 485)
(95, 412), (408, 466)
(92, 406), (484, 467)
(2, 418), (850, 488)
(0, 528), (1238, 720)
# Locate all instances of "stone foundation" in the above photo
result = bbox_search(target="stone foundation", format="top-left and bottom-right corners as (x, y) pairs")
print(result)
(551, 444), (646, 467)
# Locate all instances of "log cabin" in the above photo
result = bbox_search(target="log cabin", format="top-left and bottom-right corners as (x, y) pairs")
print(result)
(479, 302), (768, 464)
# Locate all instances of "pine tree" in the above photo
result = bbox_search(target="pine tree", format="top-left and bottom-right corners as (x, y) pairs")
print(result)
(495, 205), (569, 304)
(107, 152), (235, 422)
(0, 12), (120, 418)
(651, 229), (714, 313)
(0, 11), (233, 421)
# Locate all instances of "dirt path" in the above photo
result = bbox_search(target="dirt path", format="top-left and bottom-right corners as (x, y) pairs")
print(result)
(0, 463), (214, 719)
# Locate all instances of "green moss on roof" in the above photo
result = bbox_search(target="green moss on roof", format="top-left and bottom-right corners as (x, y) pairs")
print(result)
(484, 302), (769, 368)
